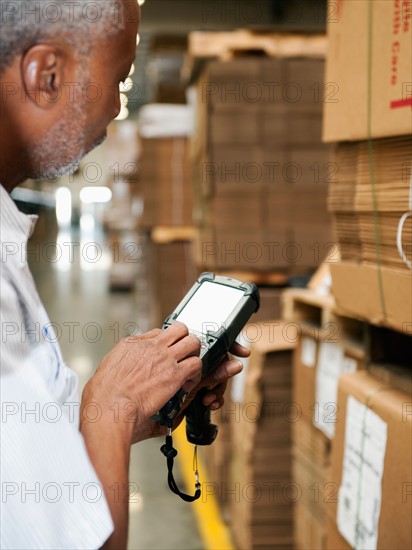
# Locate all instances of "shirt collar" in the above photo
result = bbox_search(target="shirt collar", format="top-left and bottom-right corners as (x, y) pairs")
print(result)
(0, 184), (38, 242)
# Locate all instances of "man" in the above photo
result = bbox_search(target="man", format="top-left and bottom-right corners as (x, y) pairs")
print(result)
(0, 1), (247, 548)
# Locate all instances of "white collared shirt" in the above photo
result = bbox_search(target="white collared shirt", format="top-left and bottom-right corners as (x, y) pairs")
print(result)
(0, 184), (114, 549)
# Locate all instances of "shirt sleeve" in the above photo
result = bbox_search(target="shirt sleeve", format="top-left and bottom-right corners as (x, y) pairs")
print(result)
(0, 277), (114, 549)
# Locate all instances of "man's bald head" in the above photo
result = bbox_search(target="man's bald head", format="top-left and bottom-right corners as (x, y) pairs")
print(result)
(0, 0), (126, 74)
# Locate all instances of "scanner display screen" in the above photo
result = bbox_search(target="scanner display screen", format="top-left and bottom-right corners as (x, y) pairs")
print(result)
(175, 281), (244, 334)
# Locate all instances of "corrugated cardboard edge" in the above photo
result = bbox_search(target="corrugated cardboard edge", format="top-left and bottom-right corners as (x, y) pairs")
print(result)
(330, 262), (412, 332)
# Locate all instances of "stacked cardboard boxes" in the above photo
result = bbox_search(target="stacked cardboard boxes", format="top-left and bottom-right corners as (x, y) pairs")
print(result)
(198, 387), (234, 524)
(148, 227), (197, 326)
(102, 122), (143, 290)
(284, 276), (412, 550)
(136, 105), (197, 317)
(323, 323), (412, 549)
(282, 282), (368, 545)
(138, 136), (193, 227)
(327, 371), (412, 550)
(328, 137), (412, 268)
(200, 288), (284, 520)
(287, 293), (367, 549)
(228, 321), (296, 549)
(323, 0), (412, 332)
(320, 2), (412, 548)
(327, 137), (412, 331)
(192, 48), (334, 274)
(138, 104), (194, 228)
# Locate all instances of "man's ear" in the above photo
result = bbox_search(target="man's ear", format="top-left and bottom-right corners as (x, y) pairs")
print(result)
(21, 44), (66, 108)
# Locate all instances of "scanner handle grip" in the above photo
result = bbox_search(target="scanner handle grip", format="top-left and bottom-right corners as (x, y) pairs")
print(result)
(185, 389), (218, 446)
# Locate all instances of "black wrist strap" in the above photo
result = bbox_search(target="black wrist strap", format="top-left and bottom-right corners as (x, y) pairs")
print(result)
(160, 431), (201, 502)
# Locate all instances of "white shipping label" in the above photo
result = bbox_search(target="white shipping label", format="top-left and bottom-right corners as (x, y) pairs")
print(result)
(337, 396), (387, 550)
(315, 342), (344, 438)
(301, 336), (317, 367)
(343, 356), (358, 374)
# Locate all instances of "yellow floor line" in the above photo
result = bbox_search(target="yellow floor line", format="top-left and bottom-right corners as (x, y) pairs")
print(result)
(174, 423), (235, 550)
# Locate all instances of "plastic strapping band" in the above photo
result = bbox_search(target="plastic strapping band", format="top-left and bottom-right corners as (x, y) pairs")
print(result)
(396, 167), (412, 271)
(366, 1), (387, 320)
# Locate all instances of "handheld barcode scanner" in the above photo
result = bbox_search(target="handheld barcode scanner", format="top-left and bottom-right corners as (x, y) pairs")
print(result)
(152, 272), (260, 501)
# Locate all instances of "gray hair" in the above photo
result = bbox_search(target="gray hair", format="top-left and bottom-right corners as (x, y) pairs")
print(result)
(0, 0), (125, 74)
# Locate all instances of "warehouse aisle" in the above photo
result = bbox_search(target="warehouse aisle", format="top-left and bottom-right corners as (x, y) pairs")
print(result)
(28, 222), (204, 550)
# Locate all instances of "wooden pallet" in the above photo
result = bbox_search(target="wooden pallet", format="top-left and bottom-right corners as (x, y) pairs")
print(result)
(151, 225), (197, 244)
(188, 30), (327, 60)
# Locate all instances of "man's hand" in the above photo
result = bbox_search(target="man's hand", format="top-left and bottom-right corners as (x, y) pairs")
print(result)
(81, 322), (203, 550)
(81, 325), (248, 550)
(170, 341), (250, 432)
(201, 341), (249, 410)
(81, 322), (202, 444)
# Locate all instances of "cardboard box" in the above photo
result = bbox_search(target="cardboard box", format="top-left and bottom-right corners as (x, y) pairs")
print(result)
(204, 57), (325, 109)
(285, 58), (325, 108)
(203, 58), (267, 108)
(293, 222), (335, 267)
(369, 362), (412, 395)
(294, 327), (365, 438)
(328, 371), (412, 549)
(293, 442), (332, 550)
(229, 321), (296, 549)
(323, 0), (412, 141)
(199, 390), (234, 523)
(206, 146), (265, 187)
(296, 500), (328, 550)
(263, 106), (323, 145)
(139, 137), (193, 227)
(150, 239), (196, 325)
(209, 105), (262, 145)
(330, 261), (412, 332)
(367, 324), (412, 393)
(326, 515), (355, 550)
(293, 444), (331, 520)
(252, 287), (284, 322)
(328, 138), (411, 270)
(287, 146), (334, 183)
(208, 184), (264, 231)
(292, 418), (331, 469)
(193, 52), (334, 274)
(197, 227), (293, 271)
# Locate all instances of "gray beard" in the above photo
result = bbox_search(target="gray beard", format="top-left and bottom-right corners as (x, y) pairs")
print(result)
(30, 100), (87, 180)
(29, 62), (96, 181)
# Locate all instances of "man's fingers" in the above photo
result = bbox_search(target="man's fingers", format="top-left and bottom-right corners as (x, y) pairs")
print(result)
(157, 321), (189, 345)
(210, 397), (224, 410)
(137, 328), (163, 340)
(171, 333), (201, 361)
(202, 393), (225, 410)
(180, 356), (202, 392)
(123, 328), (162, 343)
(203, 392), (217, 406)
(207, 358), (243, 385)
(229, 341), (250, 358)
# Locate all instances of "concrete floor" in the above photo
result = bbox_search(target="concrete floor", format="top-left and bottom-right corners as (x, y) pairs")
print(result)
(29, 220), (204, 550)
